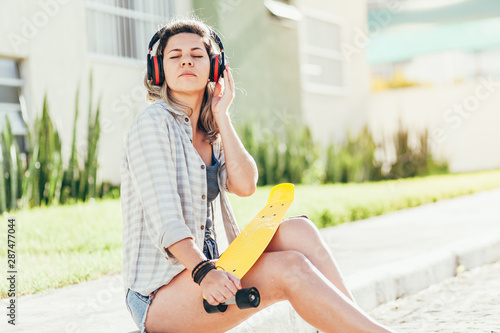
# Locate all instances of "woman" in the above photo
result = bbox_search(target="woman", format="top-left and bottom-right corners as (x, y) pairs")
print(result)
(121, 16), (395, 333)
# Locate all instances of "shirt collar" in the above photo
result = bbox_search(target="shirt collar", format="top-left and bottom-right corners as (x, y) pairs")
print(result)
(154, 98), (187, 118)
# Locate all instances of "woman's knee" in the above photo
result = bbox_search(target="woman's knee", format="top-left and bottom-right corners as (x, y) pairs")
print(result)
(281, 216), (319, 237)
(273, 251), (314, 292)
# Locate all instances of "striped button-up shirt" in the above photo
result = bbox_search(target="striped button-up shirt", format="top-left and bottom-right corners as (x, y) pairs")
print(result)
(120, 98), (240, 297)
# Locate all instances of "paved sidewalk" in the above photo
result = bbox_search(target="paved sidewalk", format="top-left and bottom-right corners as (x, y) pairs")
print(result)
(319, 187), (500, 311)
(1, 188), (499, 332)
(370, 261), (500, 332)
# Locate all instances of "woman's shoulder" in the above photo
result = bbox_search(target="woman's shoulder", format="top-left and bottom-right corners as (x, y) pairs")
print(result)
(144, 99), (178, 119)
(130, 99), (178, 129)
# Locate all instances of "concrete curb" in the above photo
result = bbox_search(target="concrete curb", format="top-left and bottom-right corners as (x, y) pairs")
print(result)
(229, 230), (500, 333)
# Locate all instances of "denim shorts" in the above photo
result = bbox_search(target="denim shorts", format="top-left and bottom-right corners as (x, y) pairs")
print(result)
(126, 287), (161, 333)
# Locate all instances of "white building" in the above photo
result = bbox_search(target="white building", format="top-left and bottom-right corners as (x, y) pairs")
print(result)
(0, 0), (188, 185)
(366, 0), (500, 172)
(0, 0), (370, 186)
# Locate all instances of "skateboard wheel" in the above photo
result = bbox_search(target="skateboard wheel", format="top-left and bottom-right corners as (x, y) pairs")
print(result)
(235, 287), (260, 309)
(204, 299), (228, 313)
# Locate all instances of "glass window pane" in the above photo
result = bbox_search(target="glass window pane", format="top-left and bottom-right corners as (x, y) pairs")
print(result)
(303, 54), (343, 87)
(86, 0), (174, 59)
(0, 86), (20, 104)
(305, 17), (340, 51)
(0, 58), (19, 79)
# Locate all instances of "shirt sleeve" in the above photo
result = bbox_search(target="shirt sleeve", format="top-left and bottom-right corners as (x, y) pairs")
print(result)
(217, 138), (232, 193)
(125, 112), (194, 262)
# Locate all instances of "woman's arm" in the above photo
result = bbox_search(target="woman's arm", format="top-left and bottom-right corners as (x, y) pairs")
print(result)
(212, 64), (258, 197)
(215, 112), (258, 197)
(167, 238), (208, 272)
(168, 238), (242, 305)
(126, 113), (194, 262)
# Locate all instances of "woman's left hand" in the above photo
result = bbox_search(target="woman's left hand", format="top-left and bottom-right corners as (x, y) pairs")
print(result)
(211, 63), (235, 118)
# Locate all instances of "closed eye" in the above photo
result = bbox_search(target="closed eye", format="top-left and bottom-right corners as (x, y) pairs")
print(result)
(169, 56), (204, 59)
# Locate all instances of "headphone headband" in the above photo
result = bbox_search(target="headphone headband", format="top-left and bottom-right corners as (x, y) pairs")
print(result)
(210, 29), (224, 52)
(147, 27), (225, 85)
(148, 28), (224, 53)
(148, 31), (161, 51)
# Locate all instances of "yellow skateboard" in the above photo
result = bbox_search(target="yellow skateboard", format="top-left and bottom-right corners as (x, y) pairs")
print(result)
(204, 183), (294, 313)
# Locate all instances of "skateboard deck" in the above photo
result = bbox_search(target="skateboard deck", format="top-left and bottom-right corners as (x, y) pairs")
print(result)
(215, 183), (295, 279)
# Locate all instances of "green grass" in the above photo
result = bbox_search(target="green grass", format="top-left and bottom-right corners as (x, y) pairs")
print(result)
(2, 169), (500, 298)
(229, 169), (500, 229)
(0, 199), (122, 298)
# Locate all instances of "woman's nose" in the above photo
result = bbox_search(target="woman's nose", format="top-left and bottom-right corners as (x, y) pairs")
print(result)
(181, 57), (193, 66)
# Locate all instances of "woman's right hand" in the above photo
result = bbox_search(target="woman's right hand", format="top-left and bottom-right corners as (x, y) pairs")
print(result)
(200, 269), (242, 306)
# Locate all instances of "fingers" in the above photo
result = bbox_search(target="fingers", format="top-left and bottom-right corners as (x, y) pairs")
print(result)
(206, 294), (219, 306)
(207, 286), (236, 305)
(227, 273), (242, 291)
(215, 79), (223, 97)
(214, 288), (233, 303)
(203, 271), (241, 306)
(225, 64), (234, 94)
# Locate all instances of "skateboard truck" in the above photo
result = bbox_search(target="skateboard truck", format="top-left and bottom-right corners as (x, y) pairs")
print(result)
(203, 287), (260, 313)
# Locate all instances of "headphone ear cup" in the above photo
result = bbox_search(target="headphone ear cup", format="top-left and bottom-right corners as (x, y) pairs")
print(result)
(209, 54), (217, 82)
(209, 53), (224, 82)
(148, 54), (165, 86)
(219, 51), (225, 80)
(147, 53), (154, 81)
(156, 54), (165, 85)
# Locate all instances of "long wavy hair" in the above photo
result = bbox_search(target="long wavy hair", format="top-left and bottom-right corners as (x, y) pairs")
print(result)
(144, 16), (220, 143)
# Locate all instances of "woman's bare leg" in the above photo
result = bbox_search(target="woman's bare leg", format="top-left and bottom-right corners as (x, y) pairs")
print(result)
(265, 216), (356, 301)
(144, 251), (288, 333)
(144, 250), (394, 333)
(280, 251), (393, 333)
(264, 217), (396, 332)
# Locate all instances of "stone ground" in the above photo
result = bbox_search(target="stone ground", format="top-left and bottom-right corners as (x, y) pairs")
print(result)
(369, 261), (500, 333)
(2, 189), (499, 332)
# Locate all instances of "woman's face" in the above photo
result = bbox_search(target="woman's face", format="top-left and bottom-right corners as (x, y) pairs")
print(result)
(163, 32), (211, 94)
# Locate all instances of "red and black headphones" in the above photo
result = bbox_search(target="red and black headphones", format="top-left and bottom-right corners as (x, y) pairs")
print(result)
(147, 28), (225, 86)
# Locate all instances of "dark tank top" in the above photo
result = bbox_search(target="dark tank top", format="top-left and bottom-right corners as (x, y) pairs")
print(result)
(203, 147), (220, 259)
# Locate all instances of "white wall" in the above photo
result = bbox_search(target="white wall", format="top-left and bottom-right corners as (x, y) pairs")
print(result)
(367, 79), (500, 172)
(296, 0), (371, 144)
(0, 0), (193, 186)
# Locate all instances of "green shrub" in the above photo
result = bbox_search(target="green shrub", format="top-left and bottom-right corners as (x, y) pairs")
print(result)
(237, 121), (448, 185)
(387, 123), (448, 179)
(323, 126), (383, 184)
(0, 70), (108, 213)
(0, 115), (24, 211)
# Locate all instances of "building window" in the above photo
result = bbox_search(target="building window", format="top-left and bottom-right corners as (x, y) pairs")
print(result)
(85, 0), (174, 61)
(300, 11), (346, 94)
(0, 58), (28, 153)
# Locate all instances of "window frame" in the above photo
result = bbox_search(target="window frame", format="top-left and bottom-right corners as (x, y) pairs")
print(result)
(299, 8), (348, 96)
(85, 0), (175, 65)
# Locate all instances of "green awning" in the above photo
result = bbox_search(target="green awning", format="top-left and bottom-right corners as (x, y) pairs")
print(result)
(367, 0), (500, 64)
(368, 16), (500, 64)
